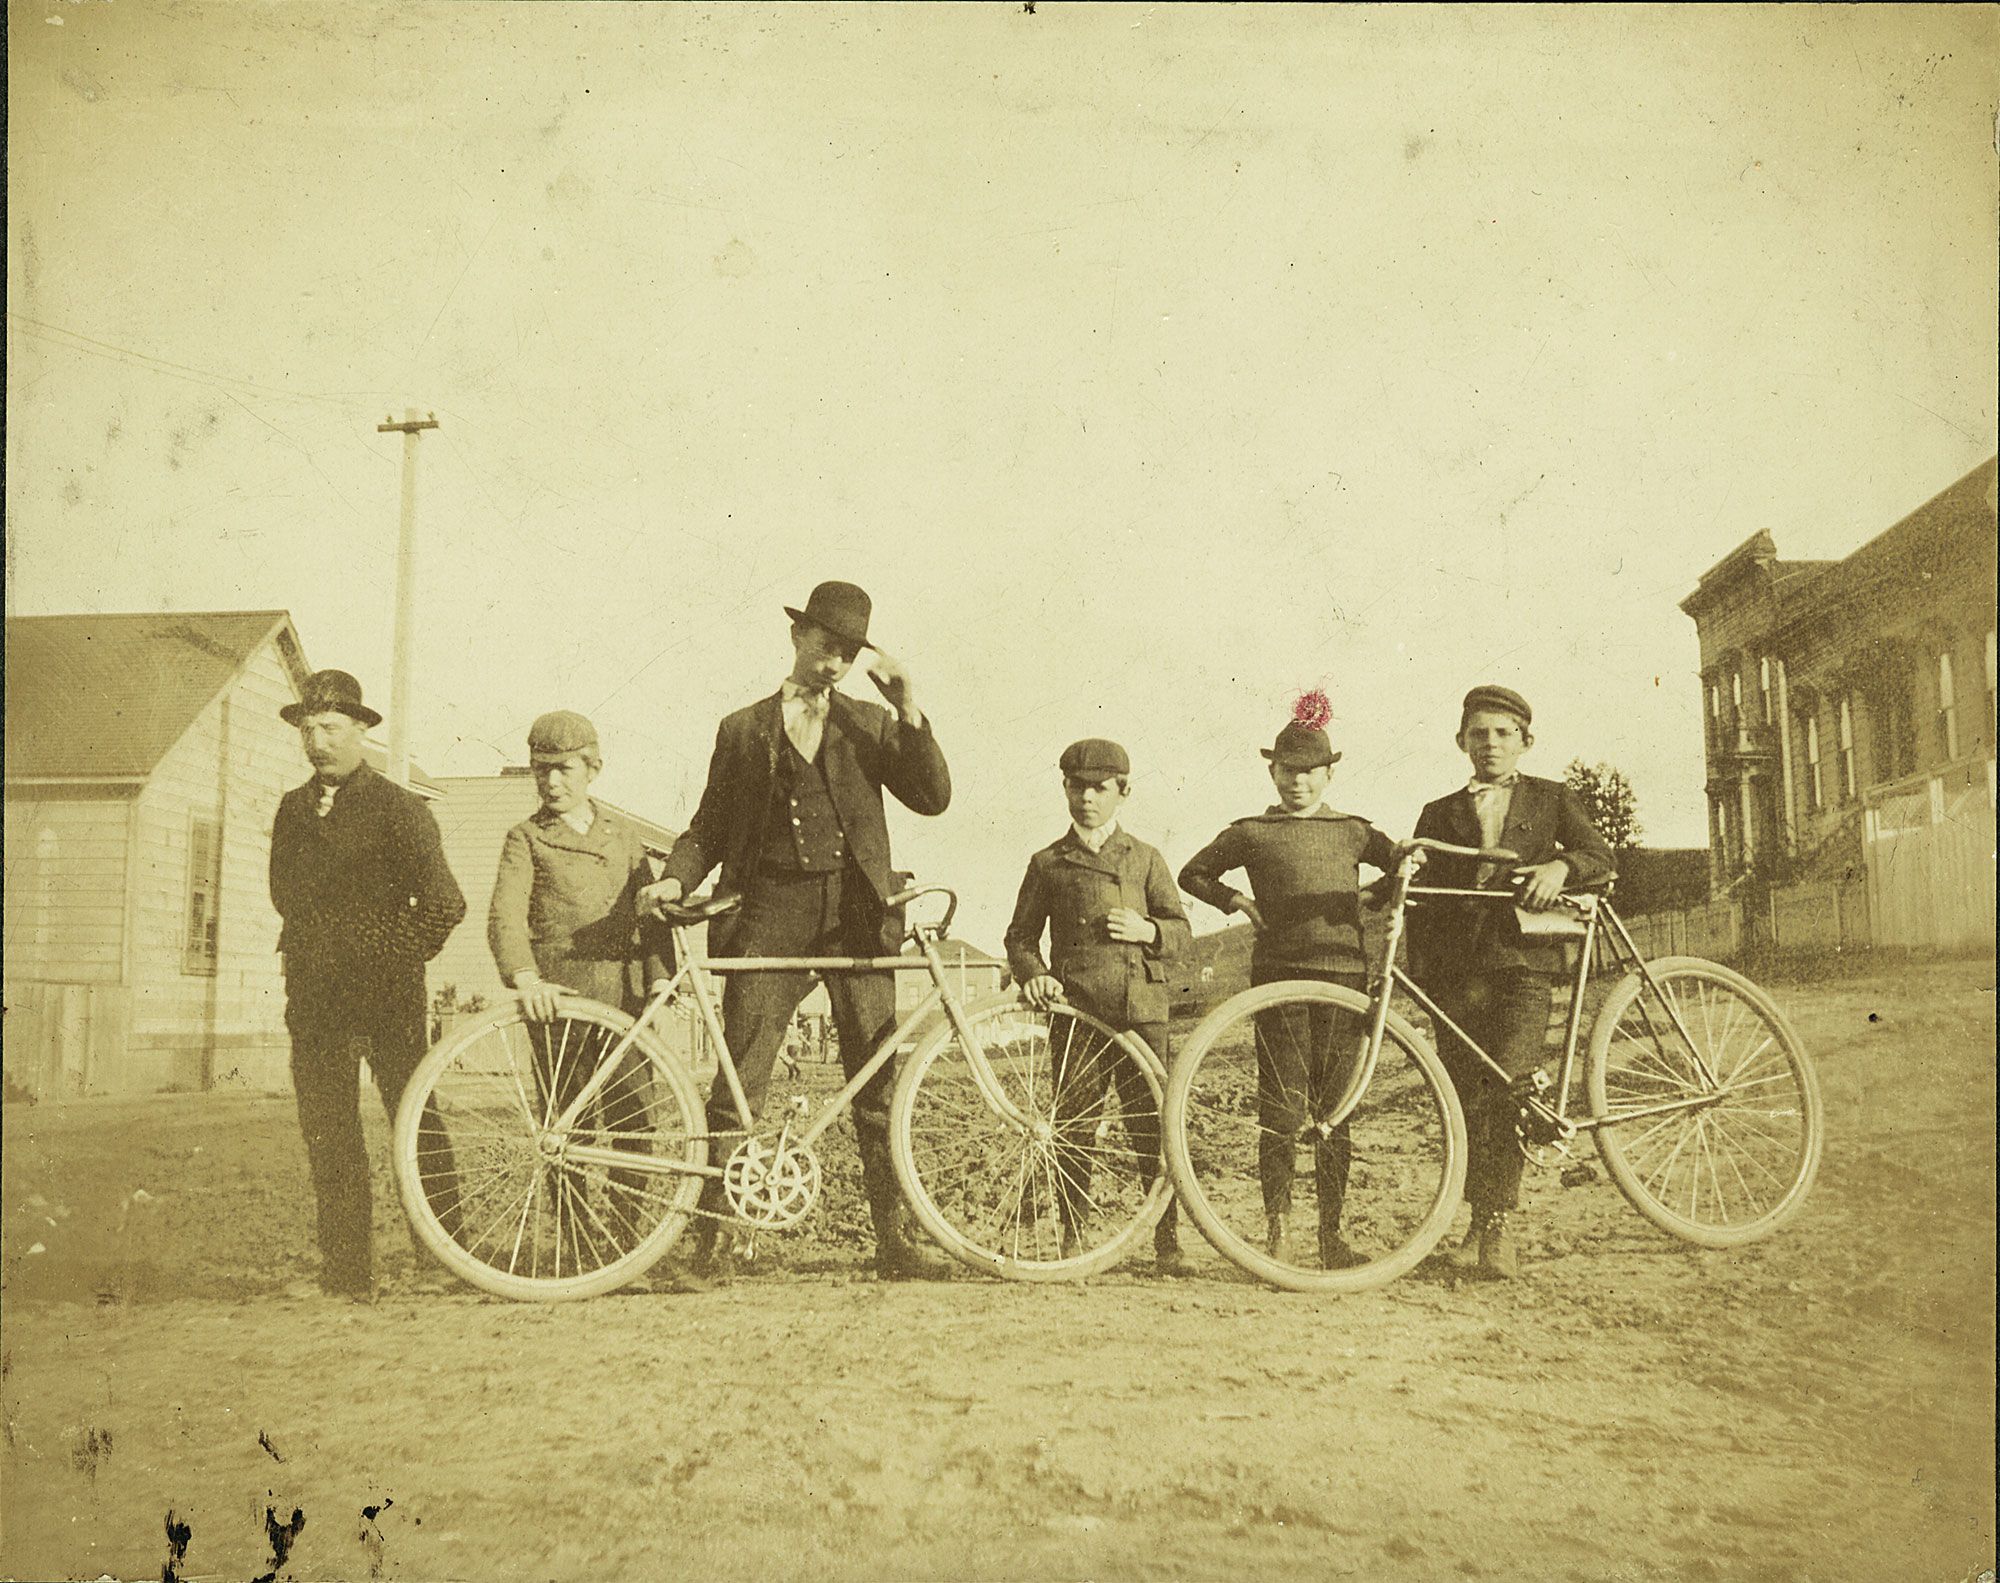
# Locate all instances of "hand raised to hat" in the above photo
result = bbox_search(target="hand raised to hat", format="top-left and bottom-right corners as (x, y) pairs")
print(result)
(864, 648), (923, 727)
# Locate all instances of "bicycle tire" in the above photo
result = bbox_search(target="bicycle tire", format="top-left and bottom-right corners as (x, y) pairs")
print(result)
(393, 996), (709, 1301)
(1163, 980), (1467, 1293)
(889, 993), (1172, 1281)
(1586, 956), (1822, 1247)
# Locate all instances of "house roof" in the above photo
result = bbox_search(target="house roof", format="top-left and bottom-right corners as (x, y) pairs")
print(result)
(4, 609), (302, 781)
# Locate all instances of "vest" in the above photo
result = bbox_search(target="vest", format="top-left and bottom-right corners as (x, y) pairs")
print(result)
(762, 739), (849, 872)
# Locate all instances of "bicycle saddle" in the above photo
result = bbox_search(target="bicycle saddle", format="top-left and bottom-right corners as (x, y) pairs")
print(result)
(655, 889), (742, 924)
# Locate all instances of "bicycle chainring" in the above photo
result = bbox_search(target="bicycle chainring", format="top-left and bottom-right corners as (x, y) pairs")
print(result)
(721, 1136), (823, 1229)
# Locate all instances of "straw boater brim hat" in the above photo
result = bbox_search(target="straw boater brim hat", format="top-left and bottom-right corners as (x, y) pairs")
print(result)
(280, 670), (382, 729)
(783, 581), (873, 652)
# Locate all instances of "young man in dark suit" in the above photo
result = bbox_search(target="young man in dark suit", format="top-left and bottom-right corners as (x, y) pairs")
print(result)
(1407, 684), (1614, 1279)
(640, 581), (953, 1282)
(269, 670), (467, 1300)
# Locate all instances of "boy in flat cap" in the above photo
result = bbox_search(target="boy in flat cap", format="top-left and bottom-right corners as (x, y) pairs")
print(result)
(1179, 702), (1399, 1269)
(640, 581), (954, 1283)
(489, 710), (666, 1021)
(488, 712), (669, 1192)
(1408, 684), (1613, 1279)
(1004, 739), (1193, 1272)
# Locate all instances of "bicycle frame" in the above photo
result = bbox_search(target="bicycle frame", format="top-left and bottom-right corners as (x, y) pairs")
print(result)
(541, 888), (1035, 1181)
(1335, 852), (1734, 1142)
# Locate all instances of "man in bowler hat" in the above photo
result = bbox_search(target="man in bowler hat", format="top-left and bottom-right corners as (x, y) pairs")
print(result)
(1407, 684), (1613, 1279)
(268, 670), (466, 1298)
(640, 581), (954, 1282)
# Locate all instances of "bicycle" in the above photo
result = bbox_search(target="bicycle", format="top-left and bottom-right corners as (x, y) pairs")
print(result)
(392, 883), (1172, 1300)
(1161, 838), (1824, 1292)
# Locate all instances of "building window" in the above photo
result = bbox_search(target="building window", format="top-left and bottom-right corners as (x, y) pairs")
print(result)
(1837, 696), (1856, 802)
(1731, 670), (1743, 717)
(1986, 630), (1997, 744)
(1804, 715), (1823, 811)
(1871, 670), (1917, 784)
(184, 816), (222, 976)
(1937, 650), (1959, 760)
(1758, 656), (1775, 725)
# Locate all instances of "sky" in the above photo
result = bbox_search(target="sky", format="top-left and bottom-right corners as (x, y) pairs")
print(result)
(8, 3), (1997, 950)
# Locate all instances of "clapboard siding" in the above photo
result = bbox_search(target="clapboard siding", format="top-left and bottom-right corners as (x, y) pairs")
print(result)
(125, 636), (303, 1089)
(1, 795), (130, 984)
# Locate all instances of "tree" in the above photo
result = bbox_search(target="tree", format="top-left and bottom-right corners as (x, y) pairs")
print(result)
(1564, 759), (1642, 853)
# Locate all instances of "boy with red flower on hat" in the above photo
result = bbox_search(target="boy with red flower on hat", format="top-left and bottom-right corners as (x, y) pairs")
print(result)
(1178, 696), (1400, 1270)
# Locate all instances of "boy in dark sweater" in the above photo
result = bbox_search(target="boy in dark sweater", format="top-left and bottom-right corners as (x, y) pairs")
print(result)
(1179, 713), (1398, 1268)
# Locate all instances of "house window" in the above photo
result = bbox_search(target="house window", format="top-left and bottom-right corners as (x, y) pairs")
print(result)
(1804, 715), (1823, 811)
(184, 816), (222, 975)
(1837, 697), (1856, 802)
(1937, 650), (1959, 760)
(1758, 656), (1775, 724)
(1986, 630), (1997, 743)
(1871, 670), (1917, 784)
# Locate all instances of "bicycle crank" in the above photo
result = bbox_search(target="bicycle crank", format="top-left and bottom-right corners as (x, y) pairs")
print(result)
(721, 1133), (823, 1229)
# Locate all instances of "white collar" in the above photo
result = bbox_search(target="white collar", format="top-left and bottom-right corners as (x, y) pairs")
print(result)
(557, 801), (596, 836)
(781, 679), (832, 704)
(1466, 774), (1520, 796)
(1070, 820), (1119, 854)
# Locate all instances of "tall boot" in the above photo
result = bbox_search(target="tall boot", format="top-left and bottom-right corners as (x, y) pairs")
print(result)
(853, 1111), (953, 1281)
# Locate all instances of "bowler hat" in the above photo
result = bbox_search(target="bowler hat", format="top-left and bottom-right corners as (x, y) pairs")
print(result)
(280, 670), (382, 729)
(1460, 684), (1532, 729)
(1059, 738), (1131, 779)
(783, 581), (873, 653)
(527, 710), (600, 763)
(1261, 723), (1340, 769)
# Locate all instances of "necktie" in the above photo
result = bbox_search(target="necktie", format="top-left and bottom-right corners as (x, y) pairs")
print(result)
(787, 687), (829, 762)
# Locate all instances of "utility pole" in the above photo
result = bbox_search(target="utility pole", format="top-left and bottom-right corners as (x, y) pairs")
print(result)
(378, 408), (439, 787)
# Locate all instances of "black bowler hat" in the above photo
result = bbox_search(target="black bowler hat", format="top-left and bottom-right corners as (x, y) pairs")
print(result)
(1460, 684), (1533, 729)
(280, 670), (382, 729)
(1261, 723), (1340, 769)
(783, 581), (873, 653)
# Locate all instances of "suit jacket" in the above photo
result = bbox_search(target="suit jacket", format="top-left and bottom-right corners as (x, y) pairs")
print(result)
(269, 763), (466, 1013)
(1406, 773), (1614, 984)
(488, 801), (668, 1013)
(662, 690), (951, 952)
(1004, 828), (1192, 1029)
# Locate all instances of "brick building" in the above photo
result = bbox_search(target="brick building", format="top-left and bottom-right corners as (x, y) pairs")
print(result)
(1679, 458), (1997, 913)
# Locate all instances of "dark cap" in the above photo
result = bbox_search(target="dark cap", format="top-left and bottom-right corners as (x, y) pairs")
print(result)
(783, 581), (873, 653)
(280, 670), (382, 729)
(1260, 722), (1340, 769)
(527, 710), (600, 763)
(1460, 684), (1533, 729)
(1059, 738), (1131, 779)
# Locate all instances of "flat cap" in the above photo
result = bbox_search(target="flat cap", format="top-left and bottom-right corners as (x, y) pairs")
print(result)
(1059, 738), (1131, 779)
(1460, 684), (1533, 727)
(527, 710), (600, 761)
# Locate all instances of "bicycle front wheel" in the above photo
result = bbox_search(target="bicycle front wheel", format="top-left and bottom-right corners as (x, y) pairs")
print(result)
(890, 995), (1171, 1280)
(1586, 957), (1822, 1247)
(394, 997), (709, 1301)
(1164, 981), (1466, 1293)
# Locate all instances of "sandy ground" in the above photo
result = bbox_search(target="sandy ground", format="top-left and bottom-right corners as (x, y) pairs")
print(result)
(2, 957), (1993, 1583)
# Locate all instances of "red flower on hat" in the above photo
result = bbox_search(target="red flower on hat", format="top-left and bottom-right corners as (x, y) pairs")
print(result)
(1291, 689), (1332, 731)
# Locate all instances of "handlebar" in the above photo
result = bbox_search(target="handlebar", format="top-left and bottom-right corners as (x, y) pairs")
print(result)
(1406, 837), (1521, 863)
(655, 882), (960, 940)
(885, 882), (959, 939)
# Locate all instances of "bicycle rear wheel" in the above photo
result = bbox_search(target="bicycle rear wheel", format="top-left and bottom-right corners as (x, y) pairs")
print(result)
(1163, 981), (1466, 1293)
(1586, 957), (1822, 1247)
(394, 998), (708, 1301)
(890, 995), (1171, 1280)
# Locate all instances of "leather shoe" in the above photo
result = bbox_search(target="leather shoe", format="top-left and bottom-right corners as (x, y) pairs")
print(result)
(1478, 1212), (1519, 1280)
(877, 1239), (955, 1281)
(1442, 1221), (1485, 1273)
(1319, 1234), (1370, 1271)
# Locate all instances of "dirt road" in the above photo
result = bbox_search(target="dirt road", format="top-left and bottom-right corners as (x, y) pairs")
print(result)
(3, 958), (1992, 1582)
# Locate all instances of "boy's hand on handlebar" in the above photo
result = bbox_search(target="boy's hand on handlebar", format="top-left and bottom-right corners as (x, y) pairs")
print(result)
(1393, 840), (1429, 871)
(1023, 975), (1064, 1012)
(1229, 893), (1267, 932)
(636, 877), (684, 920)
(1512, 860), (1569, 910)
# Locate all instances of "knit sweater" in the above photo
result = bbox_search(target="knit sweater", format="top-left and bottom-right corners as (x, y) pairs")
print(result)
(1178, 806), (1396, 975)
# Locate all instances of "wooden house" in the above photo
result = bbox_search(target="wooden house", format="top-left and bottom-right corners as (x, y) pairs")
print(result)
(3, 611), (442, 1100)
